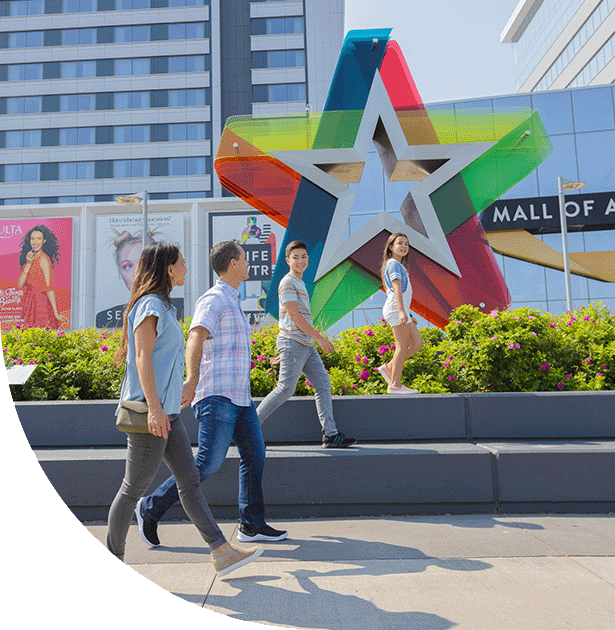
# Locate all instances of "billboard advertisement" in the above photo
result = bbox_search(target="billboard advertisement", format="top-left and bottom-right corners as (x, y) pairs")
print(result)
(94, 213), (185, 327)
(0, 217), (73, 331)
(208, 211), (286, 325)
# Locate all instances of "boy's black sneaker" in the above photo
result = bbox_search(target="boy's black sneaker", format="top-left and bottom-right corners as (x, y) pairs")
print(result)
(236, 524), (288, 542)
(135, 497), (160, 547)
(322, 432), (357, 448)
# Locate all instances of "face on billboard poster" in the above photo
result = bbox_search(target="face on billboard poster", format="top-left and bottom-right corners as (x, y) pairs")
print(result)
(95, 214), (185, 328)
(208, 212), (286, 325)
(0, 217), (73, 331)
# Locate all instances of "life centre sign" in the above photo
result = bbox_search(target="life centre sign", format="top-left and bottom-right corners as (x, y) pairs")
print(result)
(480, 191), (615, 233)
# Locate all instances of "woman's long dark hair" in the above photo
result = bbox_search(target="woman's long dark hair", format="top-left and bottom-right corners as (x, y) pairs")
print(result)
(19, 224), (61, 267)
(380, 232), (409, 287)
(114, 241), (180, 367)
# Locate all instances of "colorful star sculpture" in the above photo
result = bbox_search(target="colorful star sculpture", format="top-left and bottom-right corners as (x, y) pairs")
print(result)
(215, 29), (553, 329)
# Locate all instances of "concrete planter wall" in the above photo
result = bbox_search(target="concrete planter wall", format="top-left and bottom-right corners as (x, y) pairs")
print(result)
(14, 391), (615, 520)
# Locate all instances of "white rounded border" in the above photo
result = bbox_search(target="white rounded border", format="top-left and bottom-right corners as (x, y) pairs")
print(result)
(0, 344), (245, 629)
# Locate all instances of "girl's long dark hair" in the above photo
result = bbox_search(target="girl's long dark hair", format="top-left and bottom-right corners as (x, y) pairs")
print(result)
(114, 241), (180, 367)
(19, 225), (61, 267)
(380, 232), (409, 287)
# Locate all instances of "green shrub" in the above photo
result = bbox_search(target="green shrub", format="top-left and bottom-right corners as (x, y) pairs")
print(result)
(2, 302), (613, 400)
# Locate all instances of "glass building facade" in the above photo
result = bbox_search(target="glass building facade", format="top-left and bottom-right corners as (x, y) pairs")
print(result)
(502, 0), (615, 92)
(326, 83), (615, 336)
(0, 0), (343, 205)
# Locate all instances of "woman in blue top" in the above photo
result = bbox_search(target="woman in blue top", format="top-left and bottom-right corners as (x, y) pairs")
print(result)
(377, 233), (424, 395)
(106, 241), (263, 576)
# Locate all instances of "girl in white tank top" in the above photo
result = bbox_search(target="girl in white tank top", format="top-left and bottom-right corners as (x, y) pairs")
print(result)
(377, 233), (423, 395)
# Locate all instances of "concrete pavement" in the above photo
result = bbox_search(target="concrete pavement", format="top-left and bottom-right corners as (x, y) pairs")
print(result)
(85, 513), (615, 629)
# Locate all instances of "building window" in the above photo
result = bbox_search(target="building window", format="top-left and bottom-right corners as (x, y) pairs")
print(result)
(168, 122), (205, 141)
(252, 49), (304, 69)
(2, 90), (205, 116)
(8, 31), (44, 48)
(9, 0), (45, 15)
(251, 16), (304, 36)
(61, 60), (96, 78)
(60, 93), (95, 111)
(6, 96), (42, 114)
(253, 83), (305, 103)
(114, 91), (148, 109)
(7, 0), (205, 13)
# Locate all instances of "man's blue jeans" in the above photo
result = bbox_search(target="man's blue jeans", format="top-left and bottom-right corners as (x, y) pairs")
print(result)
(141, 396), (266, 529)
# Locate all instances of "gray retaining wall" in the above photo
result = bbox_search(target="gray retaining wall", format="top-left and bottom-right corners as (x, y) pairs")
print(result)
(14, 391), (615, 520)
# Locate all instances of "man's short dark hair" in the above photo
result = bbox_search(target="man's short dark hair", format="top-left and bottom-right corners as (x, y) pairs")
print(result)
(285, 240), (308, 258)
(210, 240), (242, 275)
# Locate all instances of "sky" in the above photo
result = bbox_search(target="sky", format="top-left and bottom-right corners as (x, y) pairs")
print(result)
(345, 0), (520, 104)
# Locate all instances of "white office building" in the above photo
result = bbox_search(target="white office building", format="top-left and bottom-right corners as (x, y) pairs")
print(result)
(0, 0), (343, 205)
(502, 0), (615, 92)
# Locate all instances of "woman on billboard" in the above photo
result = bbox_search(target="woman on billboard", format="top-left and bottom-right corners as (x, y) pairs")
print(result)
(17, 224), (69, 329)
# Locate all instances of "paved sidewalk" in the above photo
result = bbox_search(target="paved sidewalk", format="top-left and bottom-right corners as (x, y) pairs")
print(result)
(86, 514), (615, 629)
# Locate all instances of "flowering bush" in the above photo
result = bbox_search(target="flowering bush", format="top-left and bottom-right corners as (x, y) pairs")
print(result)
(2, 303), (613, 400)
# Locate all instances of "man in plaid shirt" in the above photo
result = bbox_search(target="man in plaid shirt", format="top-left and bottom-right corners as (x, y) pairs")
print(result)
(135, 240), (288, 546)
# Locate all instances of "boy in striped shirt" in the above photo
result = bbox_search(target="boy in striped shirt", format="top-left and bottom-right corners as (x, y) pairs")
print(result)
(257, 241), (356, 448)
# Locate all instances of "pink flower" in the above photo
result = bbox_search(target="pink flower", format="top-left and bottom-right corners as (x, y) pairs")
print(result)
(362, 356), (368, 364)
(365, 329), (374, 336)
(28, 359), (36, 365)
(380, 318), (386, 322)
(513, 317), (519, 320)
(584, 316), (590, 321)
(250, 360), (255, 369)
(306, 380), (312, 388)
(597, 373), (604, 377)
(549, 323), (556, 328)
(531, 332), (537, 336)
(251, 340), (256, 344)
(448, 375), (455, 381)
(473, 321), (479, 325)
(491, 336), (498, 341)
(378, 345), (389, 355)
(565, 374), (572, 378)
(352, 384), (358, 389)
(602, 364), (607, 369)
(2, 348), (7, 352)
(257, 355), (266, 361)
(585, 358), (591, 364)
(508, 343), (514, 349)
(557, 383), (564, 389)
(491, 310), (499, 318)
(443, 361), (450, 367)
(48, 354), (54, 359)
(455, 320), (462, 324)
(354, 337), (360, 342)
(540, 363), (550, 371)
(101, 345), (108, 352)
(17, 358), (23, 365)
(359, 369), (369, 381)
(355, 355), (361, 362)
(448, 356), (453, 360)
(390, 344), (396, 350)
(515, 343), (520, 349)
(528, 316), (535, 320)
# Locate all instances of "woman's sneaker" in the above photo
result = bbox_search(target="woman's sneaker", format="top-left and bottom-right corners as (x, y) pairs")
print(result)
(237, 524), (288, 542)
(211, 543), (263, 577)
